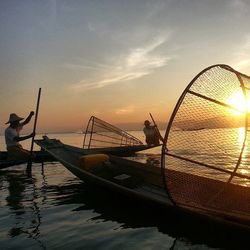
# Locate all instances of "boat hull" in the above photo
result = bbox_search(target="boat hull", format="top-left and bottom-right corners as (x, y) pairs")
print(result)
(0, 150), (56, 169)
(35, 137), (250, 233)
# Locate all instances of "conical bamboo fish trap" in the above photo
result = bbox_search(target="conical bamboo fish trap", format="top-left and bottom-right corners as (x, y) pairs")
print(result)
(83, 116), (143, 149)
(162, 64), (250, 226)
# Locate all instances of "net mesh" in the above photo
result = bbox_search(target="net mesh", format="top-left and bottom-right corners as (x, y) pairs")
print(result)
(83, 116), (143, 149)
(162, 64), (250, 224)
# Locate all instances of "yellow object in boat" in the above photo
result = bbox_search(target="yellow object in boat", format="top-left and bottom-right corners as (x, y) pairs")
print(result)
(79, 154), (109, 170)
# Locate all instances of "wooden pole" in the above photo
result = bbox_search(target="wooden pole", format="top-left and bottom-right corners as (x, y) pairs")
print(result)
(26, 88), (42, 173)
(149, 113), (164, 142)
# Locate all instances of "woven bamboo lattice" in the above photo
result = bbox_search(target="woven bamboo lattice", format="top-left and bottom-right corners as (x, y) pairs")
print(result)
(162, 64), (250, 225)
(83, 116), (143, 149)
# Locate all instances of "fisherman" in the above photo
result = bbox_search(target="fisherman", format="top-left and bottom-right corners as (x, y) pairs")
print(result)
(143, 120), (162, 146)
(5, 112), (35, 160)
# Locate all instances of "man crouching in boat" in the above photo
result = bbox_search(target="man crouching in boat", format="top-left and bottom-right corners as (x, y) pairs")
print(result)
(5, 112), (35, 161)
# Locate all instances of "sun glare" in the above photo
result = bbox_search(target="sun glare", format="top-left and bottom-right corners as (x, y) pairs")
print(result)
(227, 91), (249, 115)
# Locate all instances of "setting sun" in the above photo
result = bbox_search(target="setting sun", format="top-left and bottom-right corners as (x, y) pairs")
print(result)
(227, 91), (249, 115)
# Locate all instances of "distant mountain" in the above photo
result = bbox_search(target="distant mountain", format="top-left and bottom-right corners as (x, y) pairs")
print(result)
(114, 121), (167, 131)
(173, 114), (245, 131)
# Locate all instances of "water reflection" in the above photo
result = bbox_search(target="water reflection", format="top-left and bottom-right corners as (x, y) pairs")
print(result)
(49, 176), (250, 249)
(164, 127), (250, 186)
(1, 168), (46, 249)
(1, 164), (250, 250)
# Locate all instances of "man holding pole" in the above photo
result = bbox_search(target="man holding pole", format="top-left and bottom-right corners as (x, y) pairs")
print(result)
(143, 119), (163, 146)
(5, 111), (35, 160)
(143, 113), (166, 147)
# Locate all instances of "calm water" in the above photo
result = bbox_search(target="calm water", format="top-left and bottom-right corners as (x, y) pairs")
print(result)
(0, 132), (248, 249)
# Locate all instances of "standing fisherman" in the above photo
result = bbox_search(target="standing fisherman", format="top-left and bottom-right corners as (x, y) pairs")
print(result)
(5, 112), (35, 160)
(143, 120), (162, 146)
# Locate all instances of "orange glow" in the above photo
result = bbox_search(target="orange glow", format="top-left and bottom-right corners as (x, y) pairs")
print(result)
(227, 91), (249, 115)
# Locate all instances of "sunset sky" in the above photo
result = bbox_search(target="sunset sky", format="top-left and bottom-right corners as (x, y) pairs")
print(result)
(1, 0), (250, 134)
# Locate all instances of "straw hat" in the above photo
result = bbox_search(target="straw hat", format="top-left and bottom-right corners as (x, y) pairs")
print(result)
(5, 113), (24, 124)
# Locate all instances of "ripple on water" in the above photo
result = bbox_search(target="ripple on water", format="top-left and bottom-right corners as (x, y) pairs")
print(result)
(0, 136), (248, 250)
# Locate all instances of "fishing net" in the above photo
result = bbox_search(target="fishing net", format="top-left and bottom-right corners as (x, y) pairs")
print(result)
(83, 116), (143, 149)
(162, 64), (250, 224)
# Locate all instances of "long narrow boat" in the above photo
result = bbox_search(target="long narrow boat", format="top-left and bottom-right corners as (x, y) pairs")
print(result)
(35, 136), (172, 205)
(36, 64), (250, 233)
(0, 150), (56, 169)
(0, 142), (154, 169)
(1, 115), (158, 169)
(35, 136), (250, 232)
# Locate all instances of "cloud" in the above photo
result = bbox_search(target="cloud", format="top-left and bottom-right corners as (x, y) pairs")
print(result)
(229, 0), (250, 16)
(87, 22), (95, 32)
(230, 0), (248, 9)
(68, 35), (171, 91)
(64, 60), (111, 72)
(115, 105), (135, 115)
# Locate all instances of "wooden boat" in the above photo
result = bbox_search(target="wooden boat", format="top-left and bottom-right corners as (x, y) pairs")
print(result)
(1, 115), (157, 169)
(0, 141), (154, 169)
(5, 64), (250, 233)
(35, 136), (250, 233)
(35, 65), (250, 233)
(35, 136), (171, 204)
(0, 150), (56, 169)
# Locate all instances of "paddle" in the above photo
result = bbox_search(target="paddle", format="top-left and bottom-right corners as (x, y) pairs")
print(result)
(26, 88), (42, 173)
(149, 113), (164, 143)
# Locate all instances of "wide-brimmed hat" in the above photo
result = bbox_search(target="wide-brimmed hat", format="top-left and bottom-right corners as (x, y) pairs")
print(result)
(5, 113), (24, 124)
(144, 120), (151, 125)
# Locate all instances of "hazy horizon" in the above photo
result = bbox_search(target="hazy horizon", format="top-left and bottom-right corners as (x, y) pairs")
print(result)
(1, 1), (250, 134)
(0, 119), (168, 136)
